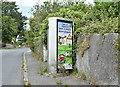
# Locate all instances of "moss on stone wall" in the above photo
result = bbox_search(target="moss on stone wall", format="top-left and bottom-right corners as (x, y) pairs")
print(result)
(77, 33), (91, 57)
(113, 37), (120, 71)
(76, 33), (119, 85)
(76, 68), (87, 80)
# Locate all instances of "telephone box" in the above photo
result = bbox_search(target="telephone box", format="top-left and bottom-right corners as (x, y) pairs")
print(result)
(48, 17), (73, 73)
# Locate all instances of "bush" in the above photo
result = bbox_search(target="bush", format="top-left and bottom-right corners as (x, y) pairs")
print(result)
(43, 66), (47, 72)
(39, 65), (47, 75)
(40, 2), (118, 49)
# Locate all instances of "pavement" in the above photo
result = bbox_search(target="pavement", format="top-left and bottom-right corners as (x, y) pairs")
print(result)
(2, 47), (30, 85)
(25, 51), (90, 85)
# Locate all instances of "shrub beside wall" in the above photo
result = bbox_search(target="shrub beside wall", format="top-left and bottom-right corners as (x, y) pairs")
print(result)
(33, 37), (43, 61)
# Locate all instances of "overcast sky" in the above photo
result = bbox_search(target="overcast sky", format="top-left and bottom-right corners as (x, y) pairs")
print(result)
(6, 0), (94, 7)
(6, 0), (94, 18)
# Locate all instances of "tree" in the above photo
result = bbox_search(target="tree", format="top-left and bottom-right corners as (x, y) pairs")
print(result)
(2, 1), (27, 37)
(40, 2), (119, 48)
(2, 16), (18, 43)
(28, 2), (65, 51)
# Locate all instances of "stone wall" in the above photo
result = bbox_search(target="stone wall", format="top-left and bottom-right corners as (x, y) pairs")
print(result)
(76, 33), (119, 85)
(5, 44), (15, 48)
(0, 41), (15, 48)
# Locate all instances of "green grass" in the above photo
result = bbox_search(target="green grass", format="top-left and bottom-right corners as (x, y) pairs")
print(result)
(58, 42), (72, 51)
(64, 84), (69, 87)
(43, 66), (47, 72)
(39, 65), (47, 75)
(39, 66), (43, 75)
(58, 39), (72, 67)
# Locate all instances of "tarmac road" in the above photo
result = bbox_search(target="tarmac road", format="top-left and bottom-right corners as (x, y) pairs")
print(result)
(1, 48), (30, 85)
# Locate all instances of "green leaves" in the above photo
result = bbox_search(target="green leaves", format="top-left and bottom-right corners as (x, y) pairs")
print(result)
(2, 16), (18, 43)
(2, 1), (27, 44)
(28, 1), (119, 50)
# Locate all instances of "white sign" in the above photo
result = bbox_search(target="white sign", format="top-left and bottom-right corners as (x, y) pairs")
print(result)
(67, 39), (72, 44)
(63, 64), (72, 69)
(67, 34), (72, 44)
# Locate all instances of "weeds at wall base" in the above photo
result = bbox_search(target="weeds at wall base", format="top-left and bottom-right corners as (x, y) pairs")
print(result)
(39, 65), (47, 75)
(24, 83), (31, 87)
(55, 78), (63, 85)
(70, 66), (97, 85)
(32, 52), (43, 62)
(87, 77), (97, 86)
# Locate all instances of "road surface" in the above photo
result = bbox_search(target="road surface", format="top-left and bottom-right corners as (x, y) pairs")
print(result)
(1, 48), (30, 85)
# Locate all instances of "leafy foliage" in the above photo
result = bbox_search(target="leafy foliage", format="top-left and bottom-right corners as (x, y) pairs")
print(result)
(25, 1), (120, 77)
(2, 1), (27, 44)
(40, 2), (118, 49)
(28, 2), (72, 51)
(2, 16), (18, 43)
(28, 2), (119, 66)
